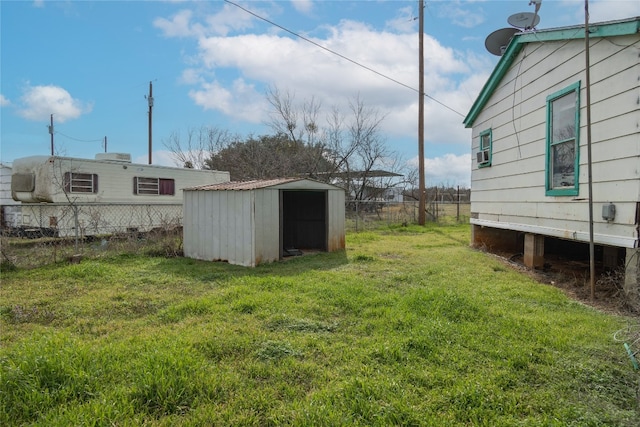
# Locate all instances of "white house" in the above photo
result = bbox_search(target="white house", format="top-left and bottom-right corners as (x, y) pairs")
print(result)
(463, 18), (639, 299)
(183, 178), (346, 267)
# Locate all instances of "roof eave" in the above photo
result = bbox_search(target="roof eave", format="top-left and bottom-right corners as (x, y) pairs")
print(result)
(463, 17), (640, 129)
(463, 40), (523, 128)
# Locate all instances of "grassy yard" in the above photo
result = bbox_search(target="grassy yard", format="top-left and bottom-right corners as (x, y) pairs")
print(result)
(1, 223), (638, 426)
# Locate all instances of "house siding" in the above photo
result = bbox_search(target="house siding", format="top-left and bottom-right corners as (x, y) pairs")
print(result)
(469, 28), (639, 248)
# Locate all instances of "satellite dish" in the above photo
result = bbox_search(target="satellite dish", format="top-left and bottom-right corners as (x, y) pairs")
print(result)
(485, 27), (519, 56)
(508, 12), (540, 29)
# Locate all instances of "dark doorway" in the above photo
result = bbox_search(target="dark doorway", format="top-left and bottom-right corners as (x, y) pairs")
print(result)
(281, 190), (327, 256)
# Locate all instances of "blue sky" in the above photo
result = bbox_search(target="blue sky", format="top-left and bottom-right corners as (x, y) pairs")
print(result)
(2, 0), (639, 186)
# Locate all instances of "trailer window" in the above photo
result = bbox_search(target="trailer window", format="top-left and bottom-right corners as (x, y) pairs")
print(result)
(64, 172), (98, 194)
(134, 177), (175, 195)
(11, 173), (35, 192)
(545, 82), (580, 196)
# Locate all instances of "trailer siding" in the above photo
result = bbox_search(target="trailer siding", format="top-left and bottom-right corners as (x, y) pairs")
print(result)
(10, 155), (230, 236)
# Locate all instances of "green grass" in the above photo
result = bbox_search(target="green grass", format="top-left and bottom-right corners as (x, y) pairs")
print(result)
(1, 223), (638, 426)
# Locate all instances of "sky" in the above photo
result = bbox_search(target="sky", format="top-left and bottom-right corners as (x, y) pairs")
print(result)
(1, 0), (639, 187)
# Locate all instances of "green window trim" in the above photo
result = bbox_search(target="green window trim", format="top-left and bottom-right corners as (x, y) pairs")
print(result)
(477, 128), (492, 168)
(545, 81), (580, 196)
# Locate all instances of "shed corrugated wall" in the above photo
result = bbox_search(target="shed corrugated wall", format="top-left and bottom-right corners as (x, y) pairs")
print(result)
(184, 180), (346, 267)
(327, 188), (346, 252)
(254, 188), (280, 266)
(184, 189), (256, 266)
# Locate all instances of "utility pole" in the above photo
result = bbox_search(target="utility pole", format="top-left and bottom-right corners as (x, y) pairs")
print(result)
(49, 114), (54, 155)
(104, 136), (107, 153)
(418, 0), (426, 225)
(148, 81), (154, 165)
(584, 0), (595, 300)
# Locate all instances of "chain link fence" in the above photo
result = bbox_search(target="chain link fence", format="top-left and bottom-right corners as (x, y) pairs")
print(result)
(1, 200), (470, 269)
(1, 203), (184, 269)
(345, 200), (470, 231)
(8, 202), (183, 238)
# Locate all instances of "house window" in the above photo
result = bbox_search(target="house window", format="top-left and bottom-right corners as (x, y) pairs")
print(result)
(64, 172), (98, 194)
(546, 82), (580, 196)
(133, 177), (175, 195)
(477, 129), (492, 167)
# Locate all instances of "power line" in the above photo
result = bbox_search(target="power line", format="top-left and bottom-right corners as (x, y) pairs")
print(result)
(55, 131), (103, 143)
(223, 0), (465, 118)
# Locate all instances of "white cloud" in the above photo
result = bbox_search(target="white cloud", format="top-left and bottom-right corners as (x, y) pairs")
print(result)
(0, 94), (10, 107)
(135, 150), (179, 167)
(203, 3), (260, 36)
(384, 6), (417, 34)
(188, 78), (265, 123)
(179, 68), (204, 85)
(586, 0), (640, 22)
(291, 0), (314, 15)
(409, 153), (471, 187)
(181, 17), (476, 144)
(17, 84), (92, 123)
(153, 9), (200, 38)
(437, 1), (486, 28)
(154, 4), (259, 38)
(553, 0), (640, 24)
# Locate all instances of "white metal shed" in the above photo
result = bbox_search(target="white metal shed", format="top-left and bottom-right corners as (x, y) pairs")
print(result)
(183, 178), (346, 267)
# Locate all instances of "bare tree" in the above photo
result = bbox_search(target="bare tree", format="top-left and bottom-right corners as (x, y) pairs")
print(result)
(266, 88), (408, 202)
(265, 86), (328, 177)
(164, 88), (409, 197)
(163, 126), (235, 169)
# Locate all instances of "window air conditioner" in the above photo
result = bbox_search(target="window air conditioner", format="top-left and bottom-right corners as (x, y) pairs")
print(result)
(476, 150), (490, 164)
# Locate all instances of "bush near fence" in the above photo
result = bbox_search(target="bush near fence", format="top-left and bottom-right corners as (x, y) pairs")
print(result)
(1, 201), (470, 269)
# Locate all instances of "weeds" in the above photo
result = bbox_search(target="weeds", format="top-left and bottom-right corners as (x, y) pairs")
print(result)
(1, 223), (638, 426)
(0, 304), (56, 324)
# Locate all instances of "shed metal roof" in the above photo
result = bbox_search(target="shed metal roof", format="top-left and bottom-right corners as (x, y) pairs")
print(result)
(185, 177), (332, 191)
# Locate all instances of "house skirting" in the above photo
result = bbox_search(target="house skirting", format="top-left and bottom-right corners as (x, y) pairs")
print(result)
(470, 218), (638, 249)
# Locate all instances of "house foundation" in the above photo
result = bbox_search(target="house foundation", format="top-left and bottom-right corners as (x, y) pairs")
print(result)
(602, 246), (619, 271)
(471, 224), (522, 253)
(624, 248), (640, 309)
(523, 233), (545, 269)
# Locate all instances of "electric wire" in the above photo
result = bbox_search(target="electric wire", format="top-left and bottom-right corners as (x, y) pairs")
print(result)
(55, 131), (104, 143)
(223, 0), (465, 118)
(510, 44), (527, 159)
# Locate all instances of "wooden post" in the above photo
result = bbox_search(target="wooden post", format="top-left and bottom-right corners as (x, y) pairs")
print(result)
(524, 233), (544, 269)
(148, 81), (153, 165)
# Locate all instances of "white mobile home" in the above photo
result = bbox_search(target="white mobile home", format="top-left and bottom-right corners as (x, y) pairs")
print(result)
(10, 153), (230, 236)
(183, 178), (346, 267)
(463, 18), (640, 299)
(1, 162), (21, 228)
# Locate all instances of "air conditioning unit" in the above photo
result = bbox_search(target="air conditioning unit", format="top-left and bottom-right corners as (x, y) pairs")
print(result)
(476, 150), (490, 164)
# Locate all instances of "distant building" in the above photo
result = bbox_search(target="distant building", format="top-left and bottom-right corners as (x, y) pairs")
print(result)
(312, 170), (404, 202)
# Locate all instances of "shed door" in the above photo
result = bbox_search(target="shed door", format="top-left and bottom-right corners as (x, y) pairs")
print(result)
(280, 190), (327, 255)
